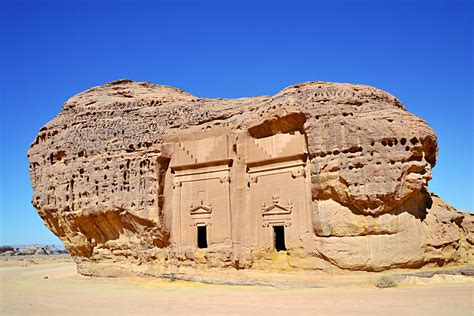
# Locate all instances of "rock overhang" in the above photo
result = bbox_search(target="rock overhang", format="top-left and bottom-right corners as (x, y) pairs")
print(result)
(26, 79), (472, 276)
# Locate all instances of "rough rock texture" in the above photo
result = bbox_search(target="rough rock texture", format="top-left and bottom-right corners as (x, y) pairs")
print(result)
(27, 80), (473, 277)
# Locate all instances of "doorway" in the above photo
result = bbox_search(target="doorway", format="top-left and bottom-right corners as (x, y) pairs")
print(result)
(273, 225), (286, 251)
(197, 225), (208, 249)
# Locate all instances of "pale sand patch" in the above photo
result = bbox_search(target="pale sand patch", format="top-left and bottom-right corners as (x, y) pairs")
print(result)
(0, 261), (473, 315)
(0, 254), (73, 267)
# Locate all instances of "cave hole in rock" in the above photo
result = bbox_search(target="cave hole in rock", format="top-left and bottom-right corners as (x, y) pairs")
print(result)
(197, 225), (208, 249)
(273, 225), (286, 252)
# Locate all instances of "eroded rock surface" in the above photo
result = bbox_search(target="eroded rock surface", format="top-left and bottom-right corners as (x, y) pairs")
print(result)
(27, 80), (473, 276)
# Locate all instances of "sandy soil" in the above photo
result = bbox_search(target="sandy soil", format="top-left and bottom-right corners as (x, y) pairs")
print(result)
(0, 258), (473, 315)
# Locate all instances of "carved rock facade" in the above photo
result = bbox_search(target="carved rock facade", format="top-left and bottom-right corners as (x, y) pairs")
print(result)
(27, 80), (473, 276)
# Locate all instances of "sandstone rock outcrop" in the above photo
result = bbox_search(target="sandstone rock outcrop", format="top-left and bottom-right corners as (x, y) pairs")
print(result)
(27, 80), (473, 277)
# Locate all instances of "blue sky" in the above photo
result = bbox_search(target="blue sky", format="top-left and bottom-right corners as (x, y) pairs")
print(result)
(0, 0), (472, 245)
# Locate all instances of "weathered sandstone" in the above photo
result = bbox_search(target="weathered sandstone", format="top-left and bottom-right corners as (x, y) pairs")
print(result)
(27, 80), (473, 276)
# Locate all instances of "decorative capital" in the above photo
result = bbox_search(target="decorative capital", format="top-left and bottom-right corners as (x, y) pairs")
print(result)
(291, 168), (306, 178)
(172, 180), (182, 189)
(219, 176), (230, 183)
(246, 174), (258, 184)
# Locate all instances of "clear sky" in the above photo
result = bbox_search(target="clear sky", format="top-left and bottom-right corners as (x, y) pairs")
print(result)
(0, 0), (472, 245)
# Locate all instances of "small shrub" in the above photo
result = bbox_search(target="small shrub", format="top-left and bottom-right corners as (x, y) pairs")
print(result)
(374, 276), (397, 288)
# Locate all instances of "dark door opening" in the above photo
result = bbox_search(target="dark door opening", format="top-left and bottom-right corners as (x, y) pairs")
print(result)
(273, 225), (286, 252)
(197, 225), (208, 249)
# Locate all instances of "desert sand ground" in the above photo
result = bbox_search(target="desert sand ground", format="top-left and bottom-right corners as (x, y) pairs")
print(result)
(0, 256), (473, 316)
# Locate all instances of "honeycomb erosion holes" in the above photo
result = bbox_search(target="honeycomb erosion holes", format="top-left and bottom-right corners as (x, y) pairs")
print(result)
(27, 80), (473, 277)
